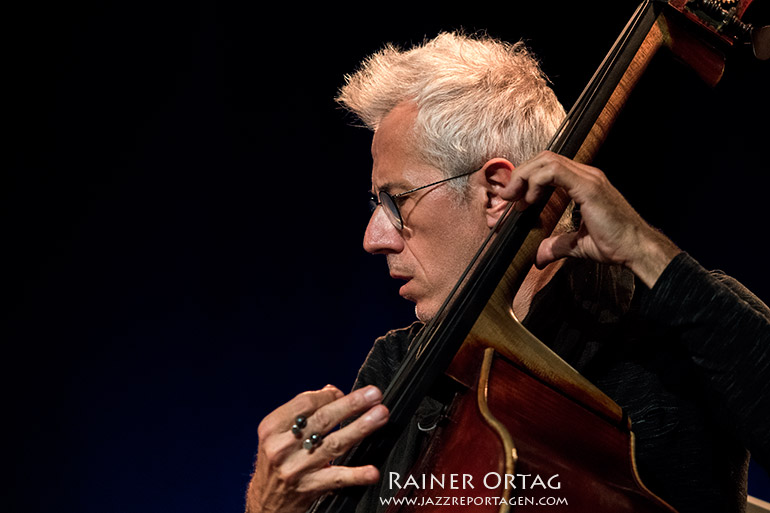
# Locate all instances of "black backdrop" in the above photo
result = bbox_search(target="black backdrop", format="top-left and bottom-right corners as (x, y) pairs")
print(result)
(6, 1), (769, 511)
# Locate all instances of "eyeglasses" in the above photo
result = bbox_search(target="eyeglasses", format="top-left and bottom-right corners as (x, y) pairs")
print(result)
(368, 168), (480, 230)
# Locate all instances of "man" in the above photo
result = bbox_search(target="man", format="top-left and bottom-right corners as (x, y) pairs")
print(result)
(245, 32), (770, 513)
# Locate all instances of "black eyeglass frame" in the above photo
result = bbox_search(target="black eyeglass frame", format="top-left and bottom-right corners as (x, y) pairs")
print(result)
(369, 168), (480, 230)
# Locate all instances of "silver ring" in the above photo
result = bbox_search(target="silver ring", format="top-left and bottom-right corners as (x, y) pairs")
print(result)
(291, 415), (307, 437)
(302, 433), (321, 451)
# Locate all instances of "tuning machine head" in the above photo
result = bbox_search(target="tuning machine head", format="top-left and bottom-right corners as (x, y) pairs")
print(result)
(687, 0), (770, 59)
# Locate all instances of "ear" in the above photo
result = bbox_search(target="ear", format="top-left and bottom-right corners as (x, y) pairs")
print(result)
(479, 158), (515, 228)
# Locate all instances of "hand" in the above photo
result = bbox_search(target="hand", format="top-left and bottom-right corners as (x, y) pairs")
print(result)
(245, 384), (389, 513)
(500, 151), (680, 288)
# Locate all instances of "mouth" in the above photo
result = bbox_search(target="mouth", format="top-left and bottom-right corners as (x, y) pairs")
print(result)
(389, 272), (414, 299)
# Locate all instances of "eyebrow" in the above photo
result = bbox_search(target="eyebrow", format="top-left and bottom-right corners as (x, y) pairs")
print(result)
(373, 179), (413, 195)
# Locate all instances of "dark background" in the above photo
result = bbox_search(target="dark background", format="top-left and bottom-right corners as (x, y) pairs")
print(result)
(5, 1), (769, 511)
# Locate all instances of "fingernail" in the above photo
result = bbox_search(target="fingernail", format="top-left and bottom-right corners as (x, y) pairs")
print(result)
(363, 386), (381, 402)
(366, 466), (380, 481)
(364, 405), (387, 423)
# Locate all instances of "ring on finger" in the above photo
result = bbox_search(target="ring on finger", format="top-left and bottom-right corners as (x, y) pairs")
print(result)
(302, 433), (322, 451)
(291, 415), (307, 437)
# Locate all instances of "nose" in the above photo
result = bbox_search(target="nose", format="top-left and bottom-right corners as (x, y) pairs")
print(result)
(363, 206), (404, 254)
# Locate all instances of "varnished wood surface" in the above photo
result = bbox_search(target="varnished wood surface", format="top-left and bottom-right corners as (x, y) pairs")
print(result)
(390, 349), (676, 512)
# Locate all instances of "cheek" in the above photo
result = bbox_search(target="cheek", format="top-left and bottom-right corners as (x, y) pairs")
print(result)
(423, 222), (485, 287)
(407, 195), (488, 288)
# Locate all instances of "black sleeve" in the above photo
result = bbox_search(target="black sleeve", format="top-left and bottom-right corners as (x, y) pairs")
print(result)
(637, 252), (770, 466)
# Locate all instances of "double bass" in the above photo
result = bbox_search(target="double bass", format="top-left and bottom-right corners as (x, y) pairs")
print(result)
(312, 1), (769, 511)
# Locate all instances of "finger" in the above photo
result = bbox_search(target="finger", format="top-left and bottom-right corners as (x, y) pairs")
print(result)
(305, 385), (383, 437)
(503, 174), (529, 204)
(280, 386), (345, 427)
(512, 162), (562, 211)
(506, 157), (563, 210)
(509, 152), (598, 206)
(523, 161), (583, 202)
(291, 403), (389, 471)
(297, 465), (380, 494)
(259, 385), (344, 439)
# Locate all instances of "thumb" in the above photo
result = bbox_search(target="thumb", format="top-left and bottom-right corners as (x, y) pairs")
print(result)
(535, 231), (580, 269)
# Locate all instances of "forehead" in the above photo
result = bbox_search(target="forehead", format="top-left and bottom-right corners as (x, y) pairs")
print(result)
(371, 102), (442, 191)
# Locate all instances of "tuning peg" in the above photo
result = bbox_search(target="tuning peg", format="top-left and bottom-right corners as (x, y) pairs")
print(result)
(688, 0), (770, 60)
(752, 25), (770, 60)
(721, 13), (770, 60)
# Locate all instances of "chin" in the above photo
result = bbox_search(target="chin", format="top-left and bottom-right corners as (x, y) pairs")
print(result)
(414, 301), (438, 323)
(412, 289), (455, 322)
